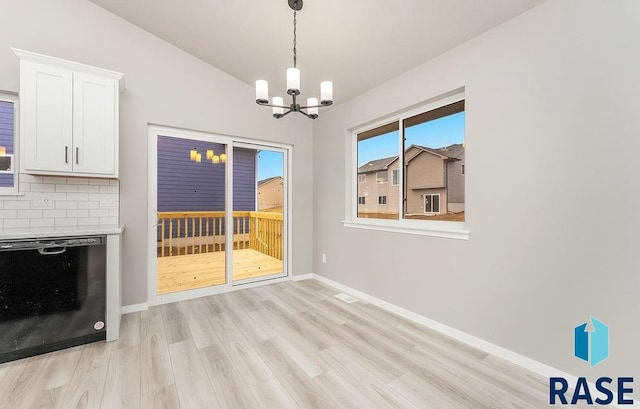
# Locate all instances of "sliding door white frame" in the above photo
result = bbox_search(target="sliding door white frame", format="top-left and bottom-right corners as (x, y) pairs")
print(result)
(146, 124), (292, 306)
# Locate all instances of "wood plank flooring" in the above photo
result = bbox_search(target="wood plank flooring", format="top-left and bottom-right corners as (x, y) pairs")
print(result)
(157, 249), (283, 294)
(0, 280), (594, 409)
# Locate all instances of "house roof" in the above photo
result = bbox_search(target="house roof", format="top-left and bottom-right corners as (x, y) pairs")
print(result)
(358, 144), (464, 174)
(357, 156), (397, 174)
(257, 176), (283, 186)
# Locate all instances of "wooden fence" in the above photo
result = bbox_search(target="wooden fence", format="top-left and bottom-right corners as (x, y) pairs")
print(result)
(157, 211), (283, 260)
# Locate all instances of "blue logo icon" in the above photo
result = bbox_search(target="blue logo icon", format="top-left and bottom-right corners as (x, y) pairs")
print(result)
(574, 317), (609, 367)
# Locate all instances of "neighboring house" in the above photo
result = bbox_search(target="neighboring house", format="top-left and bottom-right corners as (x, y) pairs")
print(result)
(357, 144), (464, 215)
(258, 176), (284, 211)
(157, 135), (256, 212)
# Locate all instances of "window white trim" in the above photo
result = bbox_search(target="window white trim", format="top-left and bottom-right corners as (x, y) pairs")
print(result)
(343, 218), (470, 240)
(358, 174), (365, 183)
(358, 196), (365, 205)
(0, 92), (19, 196)
(391, 168), (399, 186)
(375, 171), (388, 184)
(346, 88), (468, 240)
(377, 195), (387, 205)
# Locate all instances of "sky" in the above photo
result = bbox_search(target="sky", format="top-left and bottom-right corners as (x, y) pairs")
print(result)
(257, 150), (284, 180)
(358, 111), (465, 167)
(255, 111), (464, 177)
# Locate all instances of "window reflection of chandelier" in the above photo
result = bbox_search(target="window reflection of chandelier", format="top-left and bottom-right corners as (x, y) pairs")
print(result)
(189, 148), (227, 164)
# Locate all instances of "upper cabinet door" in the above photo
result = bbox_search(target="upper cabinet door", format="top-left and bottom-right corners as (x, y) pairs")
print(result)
(13, 48), (124, 179)
(72, 72), (117, 176)
(22, 61), (73, 173)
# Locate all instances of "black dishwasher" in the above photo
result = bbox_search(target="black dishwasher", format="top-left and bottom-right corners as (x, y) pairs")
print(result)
(0, 236), (106, 363)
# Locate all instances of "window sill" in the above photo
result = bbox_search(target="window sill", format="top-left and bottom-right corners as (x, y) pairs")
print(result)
(342, 219), (470, 240)
(0, 191), (24, 197)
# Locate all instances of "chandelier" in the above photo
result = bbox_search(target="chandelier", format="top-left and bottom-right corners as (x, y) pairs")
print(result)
(255, 0), (333, 119)
(190, 148), (227, 164)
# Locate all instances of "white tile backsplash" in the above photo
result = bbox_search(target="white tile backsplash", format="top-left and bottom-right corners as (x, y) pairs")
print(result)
(0, 175), (119, 230)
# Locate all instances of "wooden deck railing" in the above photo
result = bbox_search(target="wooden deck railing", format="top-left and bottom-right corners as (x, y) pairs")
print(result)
(157, 211), (283, 260)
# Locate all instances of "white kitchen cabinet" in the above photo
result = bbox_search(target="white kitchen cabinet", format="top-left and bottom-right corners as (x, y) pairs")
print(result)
(13, 49), (124, 178)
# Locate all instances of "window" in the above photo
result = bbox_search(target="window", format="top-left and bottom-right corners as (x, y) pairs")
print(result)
(423, 194), (440, 213)
(376, 171), (388, 184)
(358, 196), (365, 205)
(0, 93), (18, 195)
(347, 92), (468, 239)
(391, 169), (399, 186)
(358, 174), (365, 183)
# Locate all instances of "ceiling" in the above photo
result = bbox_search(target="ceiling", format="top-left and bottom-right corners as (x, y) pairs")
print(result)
(88, 0), (545, 105)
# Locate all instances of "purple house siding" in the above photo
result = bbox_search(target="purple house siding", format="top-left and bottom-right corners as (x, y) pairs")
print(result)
(0, 101), (15, 188)
(157, 136), (256, 238)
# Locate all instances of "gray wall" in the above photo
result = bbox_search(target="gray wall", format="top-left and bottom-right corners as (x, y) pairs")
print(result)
(313, 0), (639, 380)
(0, 0), (314, 306)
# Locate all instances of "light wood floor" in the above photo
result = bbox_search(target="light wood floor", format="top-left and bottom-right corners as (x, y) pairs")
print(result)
(0, 280), (592, 409)
(157, 249), (283, 294)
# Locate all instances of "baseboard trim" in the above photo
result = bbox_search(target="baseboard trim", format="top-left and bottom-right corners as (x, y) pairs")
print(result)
(292, 273), (314, 281)
(121, 302), (149, 314)
(308, 273), (638, 408)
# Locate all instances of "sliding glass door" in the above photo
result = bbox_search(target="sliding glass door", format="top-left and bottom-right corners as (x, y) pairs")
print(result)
(155, 135), (229, 295)
(148, 127), (289, 303)
(232, 145), (286, 284)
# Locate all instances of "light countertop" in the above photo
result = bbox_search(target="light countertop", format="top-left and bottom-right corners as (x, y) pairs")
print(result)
(0, 224), (125, 240)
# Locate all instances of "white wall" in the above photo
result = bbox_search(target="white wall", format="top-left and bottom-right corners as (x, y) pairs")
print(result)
(313, 0), (640, 379)
(0, 0), (314, 306)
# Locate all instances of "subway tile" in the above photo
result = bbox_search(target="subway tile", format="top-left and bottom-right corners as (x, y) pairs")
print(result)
(109, 209), (119, 217)
(43, 176), (67, 184)
(78, 201), (100, 209)
(66, 177), (89, 185)
(78, 217), (100, 226)
(89, 179), (110, 186)
(30, 219), (55, 228)
(30, 183), (56, 193)
(54, 218), (78, 227)
(99, 185), (118, 194)
(4, 219), (29, 228)
(66, 193), (89, 201)
(67, 209), (89, 218)
(4, 201), (31, 210)
(99, 217), (117, 225)
(18, 174), (43, 183)
(55, 201), (78, 210)
(0, 209), (17, 219)
(109, 180), (119, 186)
(18, 183), (31, 192)
(89, 209), (109, 218)
(78, 185), (100, 193)
(43, 209), (67, 218)
(17, 209), (43, 219)
(55, 184), (78, 193)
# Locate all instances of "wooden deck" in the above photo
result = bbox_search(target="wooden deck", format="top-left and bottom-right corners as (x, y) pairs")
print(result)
(157, 249), (283, 295)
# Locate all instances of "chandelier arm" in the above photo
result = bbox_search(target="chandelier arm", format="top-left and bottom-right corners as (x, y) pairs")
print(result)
(256, 101), (289, 108)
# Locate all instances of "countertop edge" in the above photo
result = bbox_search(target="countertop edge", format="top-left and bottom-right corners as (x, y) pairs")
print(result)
(0, 225), (125, 240)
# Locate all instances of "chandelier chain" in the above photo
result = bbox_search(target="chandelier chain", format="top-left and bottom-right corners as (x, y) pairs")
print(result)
(293, 10), (297, 68)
